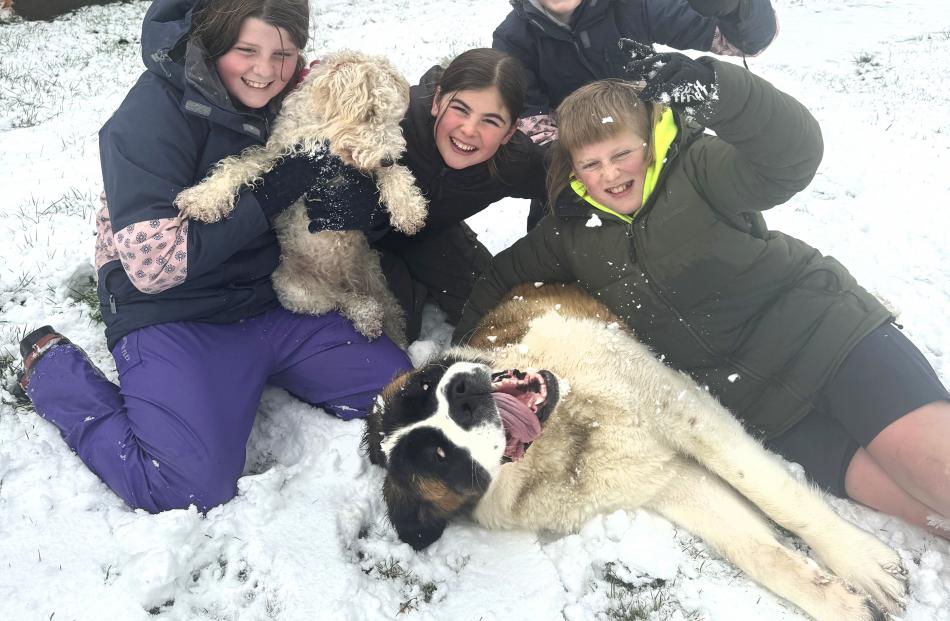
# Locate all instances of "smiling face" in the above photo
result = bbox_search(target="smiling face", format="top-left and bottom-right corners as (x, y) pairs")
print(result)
(431, 87), (517, 170)
(215, 17), (299, 109)
(572, 130), (650, 215)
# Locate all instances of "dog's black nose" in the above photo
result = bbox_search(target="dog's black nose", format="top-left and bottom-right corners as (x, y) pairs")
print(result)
(380, 157), (396, 168)
(445, 372), (490, 429)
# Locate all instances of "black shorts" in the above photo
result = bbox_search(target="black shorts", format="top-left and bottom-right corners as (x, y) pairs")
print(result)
(765, 322), (949, 497)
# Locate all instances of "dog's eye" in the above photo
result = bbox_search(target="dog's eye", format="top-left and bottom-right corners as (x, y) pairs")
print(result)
(425, 445), (448, 464)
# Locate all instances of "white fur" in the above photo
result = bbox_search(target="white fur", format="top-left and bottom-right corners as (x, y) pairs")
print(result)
(174, 50), (428, 345)
(450, 312), (907, 621)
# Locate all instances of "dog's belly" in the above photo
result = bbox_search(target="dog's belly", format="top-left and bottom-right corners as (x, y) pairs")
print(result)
(474, 393), (683, 533)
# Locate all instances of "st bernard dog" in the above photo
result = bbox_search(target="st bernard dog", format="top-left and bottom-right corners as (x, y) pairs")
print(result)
(364, 283), (907, 621)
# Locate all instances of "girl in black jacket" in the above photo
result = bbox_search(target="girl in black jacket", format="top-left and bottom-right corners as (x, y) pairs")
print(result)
(376, 48), (548, 341)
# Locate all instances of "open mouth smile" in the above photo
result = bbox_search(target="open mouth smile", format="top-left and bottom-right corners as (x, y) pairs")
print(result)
(242, 77), (273, 89)
(605, 180), (634, 195)
(490, 368), (559, 461)
(450, 136), (477, 153)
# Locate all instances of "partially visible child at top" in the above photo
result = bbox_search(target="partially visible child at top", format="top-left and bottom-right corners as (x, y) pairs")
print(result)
(494, 0), (778, 145)
(16, 0), (410, 513)
(453, 42), (950, 538)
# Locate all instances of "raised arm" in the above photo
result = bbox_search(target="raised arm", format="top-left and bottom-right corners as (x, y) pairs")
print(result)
(635, 0), (777, 56)
(624, 44), (822, 215)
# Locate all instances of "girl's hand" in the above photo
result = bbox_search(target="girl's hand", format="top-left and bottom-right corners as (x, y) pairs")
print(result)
(303, 156), (383, 233)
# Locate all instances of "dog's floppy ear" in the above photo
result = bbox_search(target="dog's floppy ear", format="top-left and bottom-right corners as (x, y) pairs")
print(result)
(383, 476), (448, 550)
(362, 394), (388, 467)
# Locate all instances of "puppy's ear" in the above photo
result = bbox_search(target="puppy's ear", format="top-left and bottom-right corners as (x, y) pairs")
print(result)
(383, 476), (447, 550)
(362, 395), (387, 467)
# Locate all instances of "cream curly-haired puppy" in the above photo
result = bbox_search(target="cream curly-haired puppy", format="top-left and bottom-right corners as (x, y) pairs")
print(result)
(174, 50), (427, 346)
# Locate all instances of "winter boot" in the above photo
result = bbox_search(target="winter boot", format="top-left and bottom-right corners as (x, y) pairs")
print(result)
(17, 325), (70, 394)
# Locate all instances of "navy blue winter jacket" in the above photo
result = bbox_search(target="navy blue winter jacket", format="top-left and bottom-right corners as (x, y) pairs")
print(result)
(493, 0), (777, 115)
(97, 0), (283, 349)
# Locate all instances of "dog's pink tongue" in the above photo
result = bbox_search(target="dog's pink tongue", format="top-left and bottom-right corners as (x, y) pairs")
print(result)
(493, 392), (541, 461)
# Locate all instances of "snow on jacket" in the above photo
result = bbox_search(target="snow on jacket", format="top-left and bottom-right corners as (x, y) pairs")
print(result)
(96, 0), (283, 349)
(493, 0), (777, 116)
(454, 61), (891, 439)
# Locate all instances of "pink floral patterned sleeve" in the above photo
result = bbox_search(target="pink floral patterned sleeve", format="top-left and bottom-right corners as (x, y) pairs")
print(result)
(95, 193), (190, 294)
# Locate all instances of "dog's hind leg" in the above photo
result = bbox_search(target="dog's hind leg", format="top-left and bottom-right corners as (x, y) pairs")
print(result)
(652, 385), (907, 614)
(651, 464), (887, 621)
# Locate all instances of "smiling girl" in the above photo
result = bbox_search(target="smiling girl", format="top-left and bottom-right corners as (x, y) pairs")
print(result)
(17, 0), (410, 513)
(376, 48), (547, 341)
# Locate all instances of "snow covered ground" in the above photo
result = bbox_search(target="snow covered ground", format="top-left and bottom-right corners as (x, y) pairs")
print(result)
(1, 1), (948, 619)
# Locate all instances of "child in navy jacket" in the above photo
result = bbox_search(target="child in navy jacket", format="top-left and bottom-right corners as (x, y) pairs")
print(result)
(493, 0), (777, 144)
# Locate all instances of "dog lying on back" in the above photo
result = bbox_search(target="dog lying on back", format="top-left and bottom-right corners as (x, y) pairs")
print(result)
(174, 50), (427, 346)
(364, 283), (908, 621)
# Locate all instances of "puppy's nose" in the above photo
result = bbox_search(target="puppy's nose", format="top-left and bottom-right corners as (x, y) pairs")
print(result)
(379, 157), (396, 168)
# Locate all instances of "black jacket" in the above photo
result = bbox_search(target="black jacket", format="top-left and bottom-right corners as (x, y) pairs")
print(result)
(494, 0), (776, 115)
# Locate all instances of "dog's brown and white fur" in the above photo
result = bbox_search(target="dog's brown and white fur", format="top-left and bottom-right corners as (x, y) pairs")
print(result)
(365, 283), (908, 621)
(174, 50), (427, 345)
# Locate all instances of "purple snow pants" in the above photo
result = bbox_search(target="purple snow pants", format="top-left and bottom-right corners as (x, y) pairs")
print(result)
(26, 307), (411, 513)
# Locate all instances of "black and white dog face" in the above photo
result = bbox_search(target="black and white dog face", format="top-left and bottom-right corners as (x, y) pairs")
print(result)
(363, 352), (558, 550)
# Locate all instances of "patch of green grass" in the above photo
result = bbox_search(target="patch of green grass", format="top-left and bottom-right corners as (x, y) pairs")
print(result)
(370, 557), (441, 615)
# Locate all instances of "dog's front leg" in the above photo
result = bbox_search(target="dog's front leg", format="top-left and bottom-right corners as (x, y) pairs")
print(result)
(650, 464), (889, 621)
(375, 165), (427, 235)
(174, 142), (290, 223)
(653, 384), (907, 614)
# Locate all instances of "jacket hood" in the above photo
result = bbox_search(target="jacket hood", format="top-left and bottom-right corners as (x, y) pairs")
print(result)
(141, 0), (200, 85)
(139, 0), (270, 139)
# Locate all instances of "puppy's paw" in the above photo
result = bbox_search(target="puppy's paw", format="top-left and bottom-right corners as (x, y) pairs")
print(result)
(174, 184), (234, 223)
(343, 298), (384, 341)
(377, 165), (428, 235)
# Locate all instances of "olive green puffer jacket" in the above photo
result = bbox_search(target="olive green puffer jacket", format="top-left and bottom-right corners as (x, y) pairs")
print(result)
(453, 61), (891, 439)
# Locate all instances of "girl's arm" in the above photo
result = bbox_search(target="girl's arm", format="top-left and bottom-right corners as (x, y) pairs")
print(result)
(98, 82), (272, 294)
(632, 0), (776, 56)
(686, 59), (824, 214)
(452, 217), (573, 344)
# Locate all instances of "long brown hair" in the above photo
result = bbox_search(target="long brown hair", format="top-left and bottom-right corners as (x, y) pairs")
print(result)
(546, 79), (665, 205)
(431, 48), (526, 177)
(190, 0), (309, 103)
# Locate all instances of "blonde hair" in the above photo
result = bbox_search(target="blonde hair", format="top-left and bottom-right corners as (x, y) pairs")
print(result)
(546, 80), (666, 206)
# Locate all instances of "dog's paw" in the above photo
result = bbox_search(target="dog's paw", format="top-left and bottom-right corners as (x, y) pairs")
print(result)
(342, 299), (384, 341)
(173, 184), (234, 223)
(821, 532), (907, 616)
(377, 165), (428, 235)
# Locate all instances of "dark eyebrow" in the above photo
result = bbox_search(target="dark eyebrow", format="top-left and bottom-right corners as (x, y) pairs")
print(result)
(451, 96), (509, 124)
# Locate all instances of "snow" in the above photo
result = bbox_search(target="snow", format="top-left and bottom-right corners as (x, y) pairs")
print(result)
(1, 1), (949, 620)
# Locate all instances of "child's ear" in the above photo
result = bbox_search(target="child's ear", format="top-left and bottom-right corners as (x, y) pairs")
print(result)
(501, 123), (517, 145)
